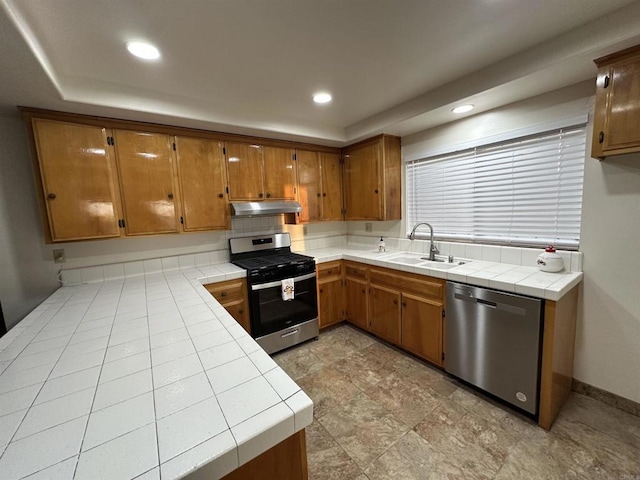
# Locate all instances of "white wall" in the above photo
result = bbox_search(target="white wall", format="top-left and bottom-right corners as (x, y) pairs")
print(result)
(577, 150), (640, 404)
(0, 111), (59, 329)
(401, 80), (640, 404)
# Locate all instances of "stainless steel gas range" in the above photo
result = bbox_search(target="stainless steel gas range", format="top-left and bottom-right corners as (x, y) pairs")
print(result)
(229, 233), (319, 354)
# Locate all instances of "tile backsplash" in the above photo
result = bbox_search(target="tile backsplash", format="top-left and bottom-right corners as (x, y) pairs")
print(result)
(347, 235), (583, 273)
(58, 218), (582, 286)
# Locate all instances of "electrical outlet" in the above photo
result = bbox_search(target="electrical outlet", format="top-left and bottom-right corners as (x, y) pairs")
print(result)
(365, 223), (372, 232)
(303, 226), (308, 236)
(53, 249), (65, 264)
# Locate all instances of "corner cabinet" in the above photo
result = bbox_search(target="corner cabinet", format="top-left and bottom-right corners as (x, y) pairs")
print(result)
(31, 119), (123, 242)
(592, 44), (640, 159)
(205, 279), (251, 334)
(343, 135), (401, 221)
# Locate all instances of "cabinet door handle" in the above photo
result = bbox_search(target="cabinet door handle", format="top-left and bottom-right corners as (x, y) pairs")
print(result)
(402, 302), (407, 307)
(327, 269), (333, 274)
(319, 288), (324, 293)
(374, 189), (379, 194)
(599, 131), (604, 144)
(603, 75), (610, 88)
(317, 193), (322, 197)
(323, 193), (327, 197)
(218, 193), (224, 198)
(258, 193), (264, 198)
(266, 193), (271, 198)
(393, 299), (398, 305)
(238, 309), (243, 314)
(221, 292), (227, 297)
(361, 289), (365, 294)
(168, 193), (174, 200)
(47, 193), (57, 200)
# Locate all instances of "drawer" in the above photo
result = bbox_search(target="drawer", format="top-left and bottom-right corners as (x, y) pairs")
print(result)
(370, 268), (444, 299)
(317, 260), (342, 280)
(205, 279), (245, 302)
(344, 261), (369, 280)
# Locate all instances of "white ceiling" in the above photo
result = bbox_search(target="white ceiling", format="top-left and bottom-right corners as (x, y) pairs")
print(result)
(1, 0), (640, 146)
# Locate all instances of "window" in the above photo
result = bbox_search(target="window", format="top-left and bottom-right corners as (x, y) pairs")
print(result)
(406, 125), (586, 249)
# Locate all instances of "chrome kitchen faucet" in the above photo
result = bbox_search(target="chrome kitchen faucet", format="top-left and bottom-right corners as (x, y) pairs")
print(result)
(409, 222), (439, 261)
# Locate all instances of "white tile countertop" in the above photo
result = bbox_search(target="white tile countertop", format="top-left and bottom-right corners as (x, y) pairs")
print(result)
(306, 246), (583, 301)
(0, 265), (313, 480)
(0, 244), (582, 478)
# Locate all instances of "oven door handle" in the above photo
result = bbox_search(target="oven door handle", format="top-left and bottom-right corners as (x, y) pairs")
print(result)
(250, 272), (316, 291)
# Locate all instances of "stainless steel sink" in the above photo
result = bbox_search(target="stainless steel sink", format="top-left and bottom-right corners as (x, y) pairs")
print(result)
(381, 252), (468, 270)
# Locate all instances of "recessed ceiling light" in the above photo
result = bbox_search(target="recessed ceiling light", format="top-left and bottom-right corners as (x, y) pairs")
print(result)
(126, 41), (160, 60)
(313, 92), (332, 104)
(452, 104), (474, 114)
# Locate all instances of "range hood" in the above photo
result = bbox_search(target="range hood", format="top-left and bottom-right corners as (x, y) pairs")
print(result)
(231, 201), (302, 217)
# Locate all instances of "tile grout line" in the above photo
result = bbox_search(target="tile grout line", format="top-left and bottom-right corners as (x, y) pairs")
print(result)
(1, 286), (101, 455)
(73, 279), (126, 478)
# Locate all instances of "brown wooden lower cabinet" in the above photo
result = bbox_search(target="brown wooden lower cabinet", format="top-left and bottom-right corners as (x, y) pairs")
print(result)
(344, 277), (368, 330)
(204, 279), (251, 334)
(185, 429), (307, 480)
(317, 261), (345, 329)
(369, 284), (401, 345)
(401, 292), (443, 366)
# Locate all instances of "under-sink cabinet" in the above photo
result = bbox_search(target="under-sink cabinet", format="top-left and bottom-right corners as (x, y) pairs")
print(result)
(204, 278), (251, 334)
(369, 267), (445, 366)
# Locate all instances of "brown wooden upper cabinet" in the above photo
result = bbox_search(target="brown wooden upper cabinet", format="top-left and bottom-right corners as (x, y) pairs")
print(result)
(31, 119), (122, 242)
(225, 142), (264, 200)
(225, 143), (296, 201)
(113, 130), (181, 235)
(342, 134), (401, 221)
(174, 136), (229, 231)
(295, 150), (343, 223)
(592, 44), (640, 159)
(263, 146), (296, 200)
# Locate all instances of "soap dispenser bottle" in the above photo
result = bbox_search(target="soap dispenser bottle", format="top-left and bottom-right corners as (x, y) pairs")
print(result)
(378, 236), (386, 252)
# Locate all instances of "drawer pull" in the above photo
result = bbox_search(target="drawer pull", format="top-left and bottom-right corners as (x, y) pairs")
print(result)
(327, 269), (333, 274)
(221, 292), (227, 297)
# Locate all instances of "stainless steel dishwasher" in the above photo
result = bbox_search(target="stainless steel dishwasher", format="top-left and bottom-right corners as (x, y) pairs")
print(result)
(445, 282), (543, 415)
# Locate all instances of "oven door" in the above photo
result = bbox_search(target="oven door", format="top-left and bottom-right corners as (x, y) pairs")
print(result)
(249, 272), (318, 338)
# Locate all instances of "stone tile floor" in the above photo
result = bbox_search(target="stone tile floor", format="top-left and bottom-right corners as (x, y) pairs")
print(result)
(273, 324), (640, 480)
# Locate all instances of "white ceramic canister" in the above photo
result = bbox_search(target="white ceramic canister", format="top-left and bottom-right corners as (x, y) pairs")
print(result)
(536, 245), (564, 272)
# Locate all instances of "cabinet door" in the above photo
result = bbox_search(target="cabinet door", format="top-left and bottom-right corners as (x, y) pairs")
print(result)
(369, 284), (401, 345)
(343, 142), (382, 220)
(226, 142), (264, 200)
(114, 130), (179, 235)
(296, 150), (322, 223)
(345, 278), (368, 331)
(222, 298), (251, 334)
(175, 136), (228, 231)
(32, 119), (121, 241)
(401, 292), (443, 366)
(318, 277), (344, 329)
(264, 146), (296, 200)
(601, 59), (640, 153)
(321, 152), (343, 221)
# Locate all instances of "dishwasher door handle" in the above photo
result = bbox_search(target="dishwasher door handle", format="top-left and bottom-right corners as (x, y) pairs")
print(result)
(477, 298), (497, 308)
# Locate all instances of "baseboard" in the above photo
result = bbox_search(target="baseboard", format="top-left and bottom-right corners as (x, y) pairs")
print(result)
(572, 378), (640, 418)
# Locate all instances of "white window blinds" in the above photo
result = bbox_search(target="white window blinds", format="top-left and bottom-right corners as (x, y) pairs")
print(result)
(406, 125), (586, 249)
